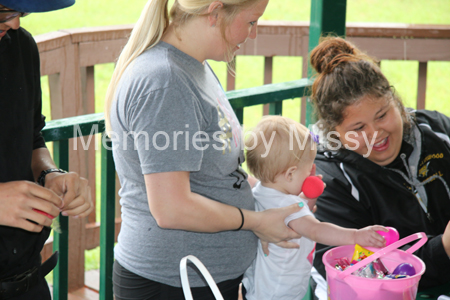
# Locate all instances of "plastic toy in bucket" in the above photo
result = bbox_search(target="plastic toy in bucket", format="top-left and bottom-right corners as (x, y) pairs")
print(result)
(323, 232), (427, 300)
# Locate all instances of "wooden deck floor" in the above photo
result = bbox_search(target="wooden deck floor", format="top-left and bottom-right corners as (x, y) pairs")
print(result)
(49, 270), (100, 300)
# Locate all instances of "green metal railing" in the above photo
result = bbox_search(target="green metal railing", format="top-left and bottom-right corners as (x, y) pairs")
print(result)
(51, 140), (69, 300)
(42, 114), (115, 300)
(229, 79), (313, 124)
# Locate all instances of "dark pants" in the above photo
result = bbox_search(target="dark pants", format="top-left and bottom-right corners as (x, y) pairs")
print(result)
(5, 278), (51, 300)
(113, 260), (242, 300)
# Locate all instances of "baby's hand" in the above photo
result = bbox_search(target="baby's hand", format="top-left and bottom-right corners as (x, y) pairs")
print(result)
(354, 225), (388, 248)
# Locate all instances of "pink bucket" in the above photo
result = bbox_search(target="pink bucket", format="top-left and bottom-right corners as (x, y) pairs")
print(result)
(323, 232), (427, 300)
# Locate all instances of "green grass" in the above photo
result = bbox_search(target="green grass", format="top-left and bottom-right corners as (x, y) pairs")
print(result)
(20, 0), (450, 278)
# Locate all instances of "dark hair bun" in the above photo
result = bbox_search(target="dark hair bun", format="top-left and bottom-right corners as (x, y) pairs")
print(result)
(310, 37), (359, 74)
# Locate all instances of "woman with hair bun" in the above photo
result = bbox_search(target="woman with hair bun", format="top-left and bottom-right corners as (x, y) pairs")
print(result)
(309, 36), (450, 296)
(104, 0), (304, 299)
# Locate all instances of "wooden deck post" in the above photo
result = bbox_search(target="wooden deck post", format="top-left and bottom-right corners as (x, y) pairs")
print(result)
(417, 62), (428, 110)
(263, 56), (273, 115)
(47, 34), (90, 292)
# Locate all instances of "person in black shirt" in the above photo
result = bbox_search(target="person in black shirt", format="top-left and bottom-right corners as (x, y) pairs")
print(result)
(308, 37), (450, 299)
(0, 1), (93, 299)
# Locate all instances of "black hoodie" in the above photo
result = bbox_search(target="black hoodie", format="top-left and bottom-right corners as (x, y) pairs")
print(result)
(0, 27), (49, 280)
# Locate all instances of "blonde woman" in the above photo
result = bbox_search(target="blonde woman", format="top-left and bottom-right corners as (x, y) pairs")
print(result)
(104, 0), (304, 299)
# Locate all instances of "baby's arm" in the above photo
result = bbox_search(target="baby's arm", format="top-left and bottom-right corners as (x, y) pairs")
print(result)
(289, 216), (387, 248)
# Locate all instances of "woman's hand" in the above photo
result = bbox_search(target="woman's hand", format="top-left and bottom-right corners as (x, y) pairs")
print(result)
(245, 203), (303, 255)
(45, 172), (93, 218)
(0, 181), (62, 232)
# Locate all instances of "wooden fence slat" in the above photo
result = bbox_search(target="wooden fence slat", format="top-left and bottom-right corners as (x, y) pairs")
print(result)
(57, 39), (89, 292)
(263, 56), (273, 115)
(301, 35), (310, 125)
(49, 73), (63, 119)
(347, 37), (450, 62)
(417, 62), (428, 110)
(79, 40), (128, 67)
(81, 66), (97, 224)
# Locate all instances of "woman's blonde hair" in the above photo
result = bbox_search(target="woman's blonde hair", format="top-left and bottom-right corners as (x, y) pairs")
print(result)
(104, 0), (262, 133)
(245, 116), (316, 183)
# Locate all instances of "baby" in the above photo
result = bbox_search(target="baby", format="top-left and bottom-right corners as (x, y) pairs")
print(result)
(242, 116), (386, 300)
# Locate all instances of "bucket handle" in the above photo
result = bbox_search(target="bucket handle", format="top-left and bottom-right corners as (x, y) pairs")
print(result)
(180, 255), (225, 300)
(338, 232), (428, 279)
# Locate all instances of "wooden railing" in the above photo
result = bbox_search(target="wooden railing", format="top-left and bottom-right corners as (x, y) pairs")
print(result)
(36, 21), (450, 298)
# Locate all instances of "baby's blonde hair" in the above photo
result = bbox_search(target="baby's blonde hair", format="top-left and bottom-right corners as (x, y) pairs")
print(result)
(245, 116), (316, 183)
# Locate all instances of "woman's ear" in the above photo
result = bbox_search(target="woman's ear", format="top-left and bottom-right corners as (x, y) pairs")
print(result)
(207, 1), (223, 27)
(284, 166), (297, 182)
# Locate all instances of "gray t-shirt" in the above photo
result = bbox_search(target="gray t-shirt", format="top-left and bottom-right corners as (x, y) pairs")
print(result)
(110, 41), (257, 287)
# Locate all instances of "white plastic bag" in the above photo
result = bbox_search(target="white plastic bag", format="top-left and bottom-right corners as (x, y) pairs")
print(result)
(180, 255), (224, 300)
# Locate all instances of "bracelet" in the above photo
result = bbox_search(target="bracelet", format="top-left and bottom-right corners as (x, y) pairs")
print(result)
(234, 207), (244, 231)
(37, 168), (67, 186)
